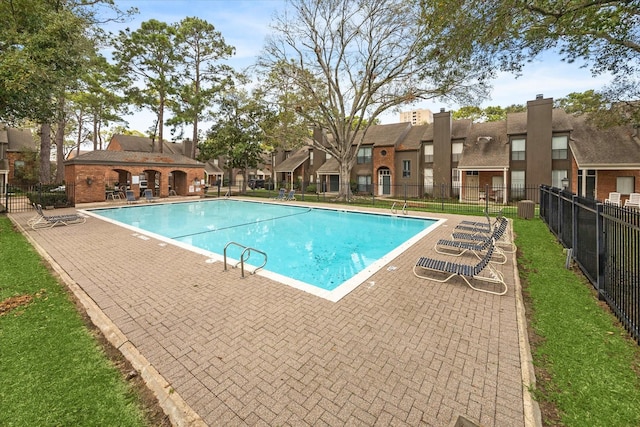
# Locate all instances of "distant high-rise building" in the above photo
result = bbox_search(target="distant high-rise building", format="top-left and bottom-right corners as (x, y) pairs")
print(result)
(399, 109), (433, 125)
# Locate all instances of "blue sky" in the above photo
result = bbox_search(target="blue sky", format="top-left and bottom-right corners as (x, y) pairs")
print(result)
(111, 0), (613, 133)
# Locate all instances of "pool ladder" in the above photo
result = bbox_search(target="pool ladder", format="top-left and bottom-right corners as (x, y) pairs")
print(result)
(223, 241), (267, 278)
(391, 202), (407, 215)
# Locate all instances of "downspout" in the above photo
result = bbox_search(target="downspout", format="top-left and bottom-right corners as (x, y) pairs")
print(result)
(503, 167), (508, 204)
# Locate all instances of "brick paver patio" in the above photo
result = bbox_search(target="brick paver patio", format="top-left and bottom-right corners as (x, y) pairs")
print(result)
(10, 200), (538, 427)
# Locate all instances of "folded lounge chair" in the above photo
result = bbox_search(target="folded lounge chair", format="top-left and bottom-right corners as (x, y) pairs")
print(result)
(413, 241), (507, 296)
(30, 203), (86, 230)
(143, 189), (159, 202)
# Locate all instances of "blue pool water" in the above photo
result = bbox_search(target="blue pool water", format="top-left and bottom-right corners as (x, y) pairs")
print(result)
(88, 200), (439, 298)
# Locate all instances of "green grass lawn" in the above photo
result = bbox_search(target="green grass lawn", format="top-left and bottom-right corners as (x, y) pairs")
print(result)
(0, 217), (151, 427)
(514, 218), (640, 426)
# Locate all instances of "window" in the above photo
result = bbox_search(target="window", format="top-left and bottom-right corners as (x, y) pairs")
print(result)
(452, 168), (461, 196)
(357, 175), (371, 193)
(552, 170), (568, 188)
(424, 144), (433, 163)
(512, 138), (526, 161)
(511, 170), (525, 199)
(552, 136), (568, 159)
(452, 142), (463, 162)
(402, 160), (411, 178)
(13, 160), (24, 178)
(357, 146), (372, 164)
(424, 168), (433, 193)
(309, 150), (314, 166)
(617, 176), (635, 195)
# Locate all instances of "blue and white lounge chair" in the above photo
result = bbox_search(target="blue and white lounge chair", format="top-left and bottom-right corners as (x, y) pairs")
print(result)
(284, 190), (296, 201)
(30, 203), (86, 230)
(457, 209), (502, 231)
(452, 217), (515, 253)
(271, 188), (286, 200)
(143, 189), (159, 202)
(125, 190), (138, 204)
(435, 233), (507, 264)
(413, 241), (507, 296)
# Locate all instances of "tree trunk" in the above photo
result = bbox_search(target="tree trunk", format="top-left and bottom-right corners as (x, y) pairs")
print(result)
(337, 159), (352, 200)
(55, 120), (65, 183)
(191, 118), (198, 159)
(157, 96), (164, 153)
(39, 123), (51, 184)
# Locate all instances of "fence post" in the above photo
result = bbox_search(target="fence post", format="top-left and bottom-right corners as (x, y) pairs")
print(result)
(595, 202), (606, 300)
(484, 184), (489, 212)
(404, 184), (407, 203)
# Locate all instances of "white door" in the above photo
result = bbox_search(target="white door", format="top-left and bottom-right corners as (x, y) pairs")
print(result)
(378, 169), (391, 195)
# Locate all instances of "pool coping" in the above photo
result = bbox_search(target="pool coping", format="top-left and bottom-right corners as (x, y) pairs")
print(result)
(81, 199), (447, 302)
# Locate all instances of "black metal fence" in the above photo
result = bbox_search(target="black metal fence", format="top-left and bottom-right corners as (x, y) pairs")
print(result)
(232, 182), (540, 218)
(540, 185), (640, 344)
(1, 183), (74, 213)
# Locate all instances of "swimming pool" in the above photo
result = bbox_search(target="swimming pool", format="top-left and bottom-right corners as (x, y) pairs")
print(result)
(87, 200), (441, 301)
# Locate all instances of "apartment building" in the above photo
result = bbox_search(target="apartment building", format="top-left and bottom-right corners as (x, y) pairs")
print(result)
(0, 125), (38, 192)
(275, 95), (640, 204)
(399, 108), (433, 126)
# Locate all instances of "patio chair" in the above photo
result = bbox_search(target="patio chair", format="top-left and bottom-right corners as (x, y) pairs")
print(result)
(605, 192), (621, 206)
(271, 188), (286, 200)
(435, 232), (507, 264)
(413, 240), (507, 296)
(143, 189), (159, 202)
(624, 193), (640, 209)
(30, 203), (86, 230)
(284, 189), (296, 201)
(452, 216), (516, 254)
(125, 190), (138, 204)
(457, 209), (502, 231)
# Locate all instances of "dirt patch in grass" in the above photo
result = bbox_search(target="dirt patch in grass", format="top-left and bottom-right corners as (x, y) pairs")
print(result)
(0, 289), (47, 316)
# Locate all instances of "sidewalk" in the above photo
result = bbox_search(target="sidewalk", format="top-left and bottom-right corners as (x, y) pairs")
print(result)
(10, 202), (539, 427)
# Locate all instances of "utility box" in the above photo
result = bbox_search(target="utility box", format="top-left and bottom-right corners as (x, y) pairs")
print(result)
(517, 200), (535, 219)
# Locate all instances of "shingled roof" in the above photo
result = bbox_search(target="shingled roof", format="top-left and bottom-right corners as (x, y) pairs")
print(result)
(275, 146), (310, 173)
(0, 127), (37, 151)
(457, 121), (510, 170)
(108, 134), (187, 155)
(64, 150), (203, 167)
(506, 109), (573, 134)
(569, 115), (640, 169)
(355, 123), (412, 147)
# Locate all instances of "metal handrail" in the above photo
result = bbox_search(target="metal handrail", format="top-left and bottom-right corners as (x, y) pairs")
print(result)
(390, 202), (407, 215)
(223, 241), (267, 278)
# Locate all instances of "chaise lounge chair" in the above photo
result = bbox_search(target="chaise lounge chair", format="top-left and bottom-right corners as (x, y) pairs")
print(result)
(457, 209), (503, 231)
(413, 240), (507, 296)
(435, 232), (507, 264)
(284, 189), (296, 201)
(125, 190), (139, 204)
(30, 203), (86, 230)
(271, 188), (286, 200)
(143, 189), (159, 202)
(452, 216), (516, 254)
